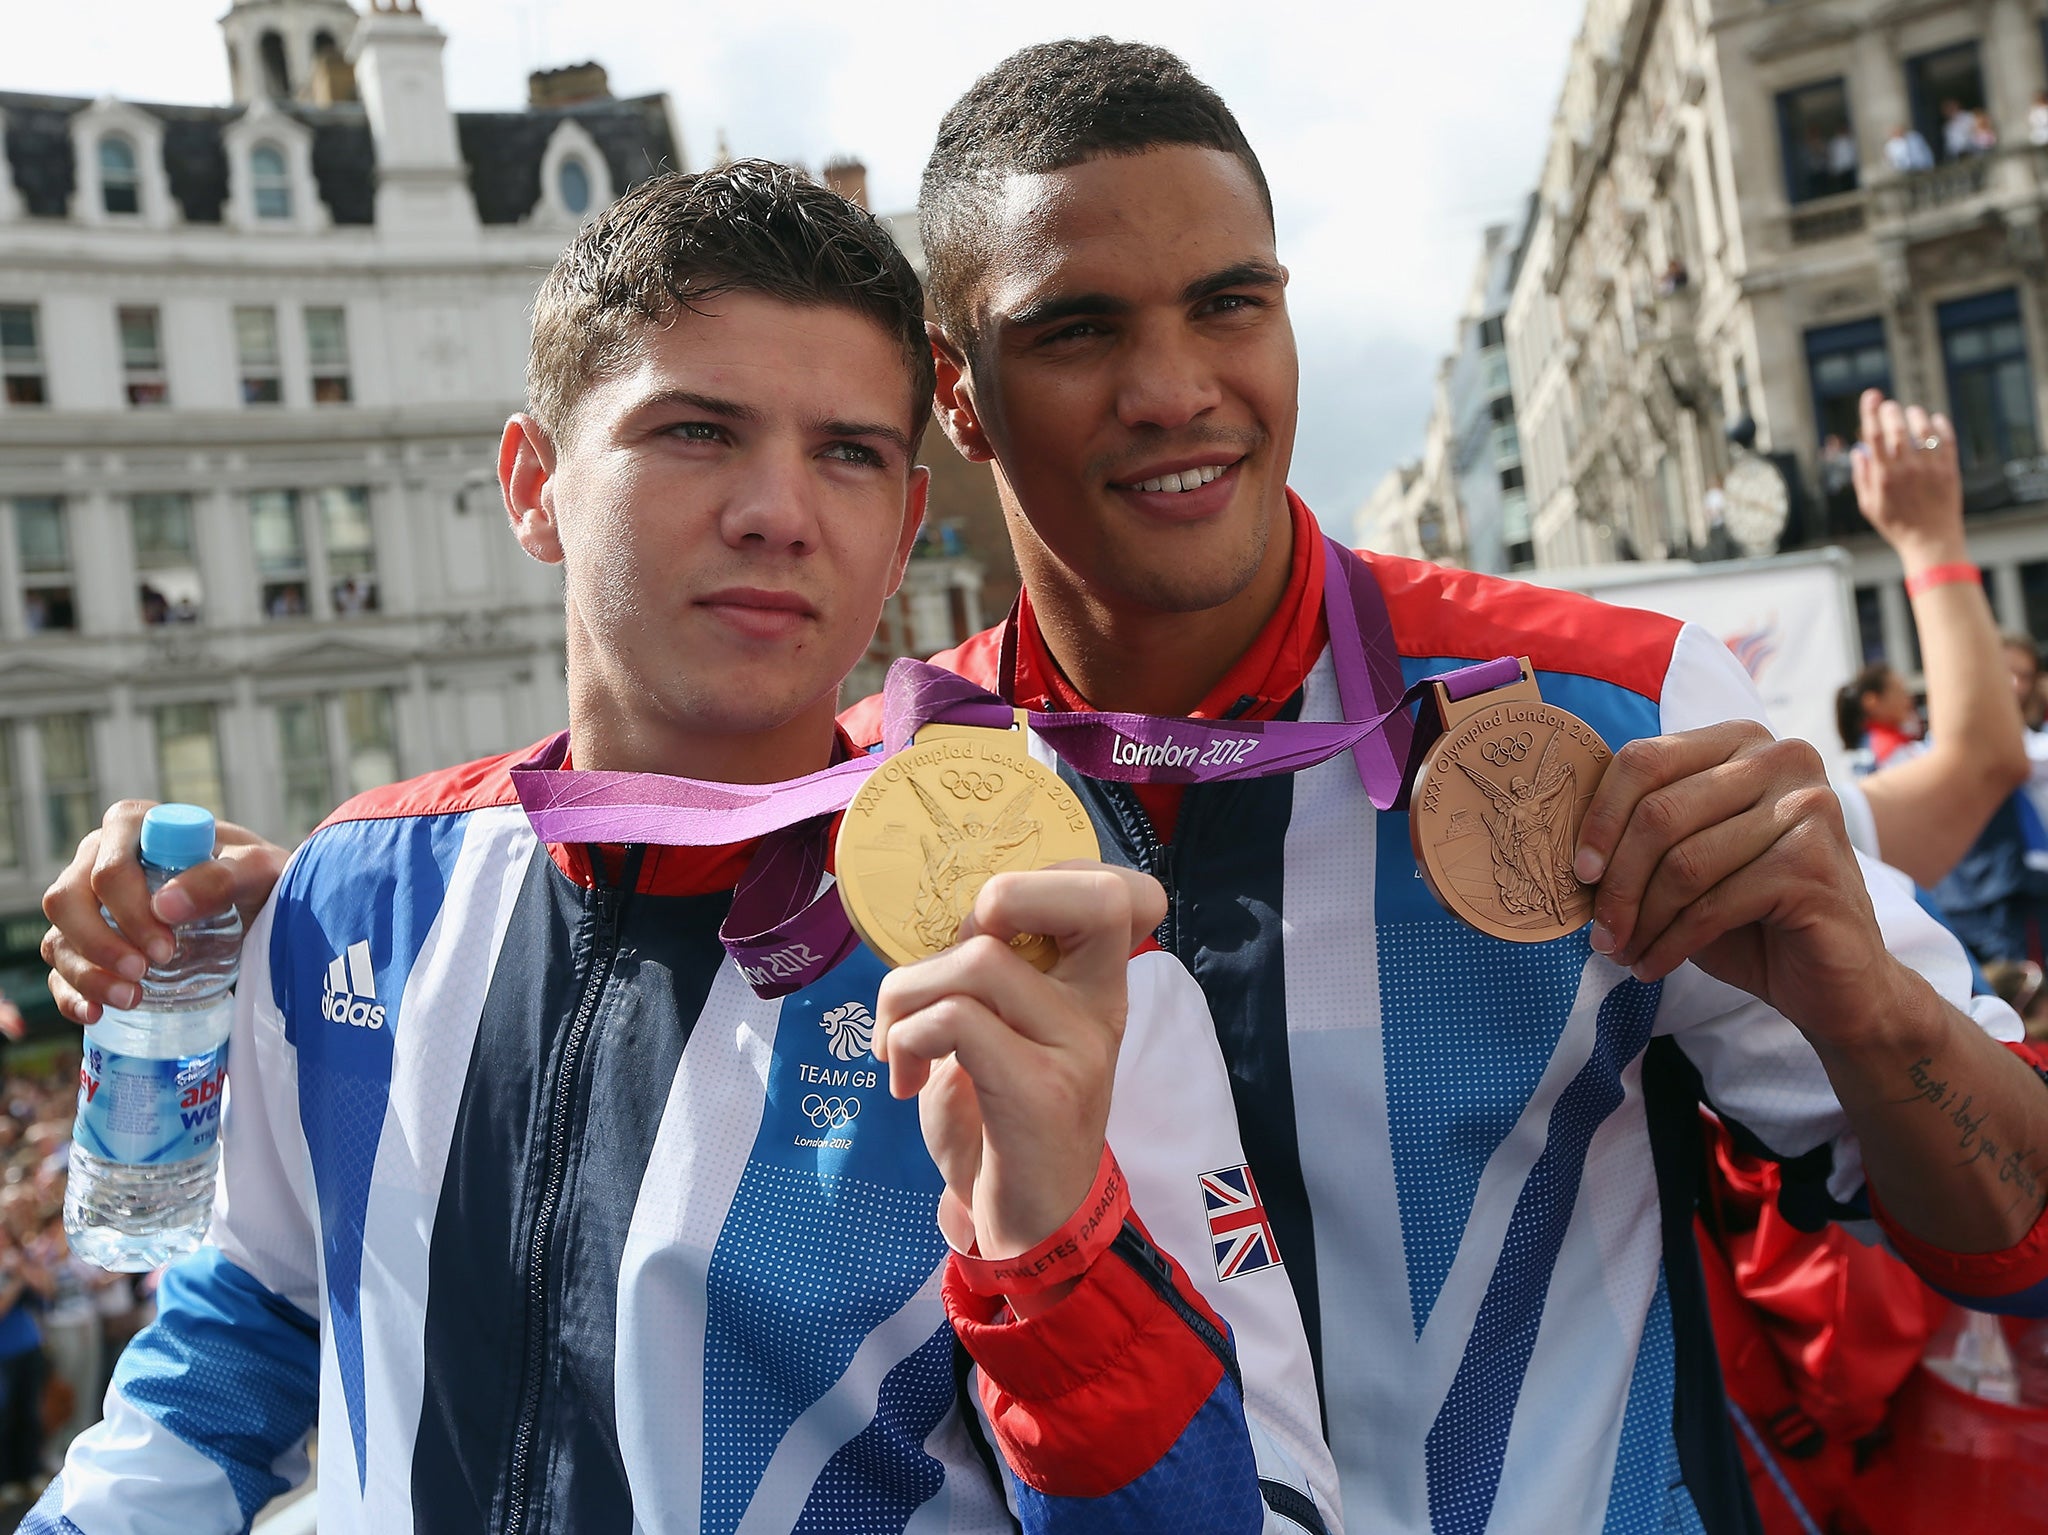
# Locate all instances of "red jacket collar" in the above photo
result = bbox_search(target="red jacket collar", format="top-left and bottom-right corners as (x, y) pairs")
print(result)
(1011, 489), (1331, 724)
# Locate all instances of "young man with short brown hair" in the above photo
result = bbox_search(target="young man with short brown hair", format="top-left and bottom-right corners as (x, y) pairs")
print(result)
(29, 160), (1331, 1535)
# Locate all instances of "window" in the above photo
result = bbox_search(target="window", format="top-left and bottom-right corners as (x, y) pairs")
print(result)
(250, 490), (309, 618)
(258, 31), (291, 99)
(119, 306), (167, 406)
(1776, 79), (1858, 204)
(41, 714), (97, 859)
(558, 157), (592, 216)
(275, 689), (400, 840)
(2022, 559), (2048, 649)
(305, 307), (350, 404)
(155, 703), (223, 813)
(342, 688), (398, 793)
(0, 306), (44, 406)
(319, 487), (378, 613)
(1939, 289), (2040, 468)
(1805, 317), (1892, 446)
(1908, 43), (1993, 161)
(0, 725), (18, 870)
(15, 497), (75, 633)
(250, 143), (292, 220)
(131, 493), (203, 625)
(274, 699), (330, 842)
(99, 135), (140, 215)
(235, 306), (282, 405)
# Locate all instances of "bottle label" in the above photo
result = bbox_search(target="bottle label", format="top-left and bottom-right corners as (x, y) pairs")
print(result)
(75, 1041), (229, 1166)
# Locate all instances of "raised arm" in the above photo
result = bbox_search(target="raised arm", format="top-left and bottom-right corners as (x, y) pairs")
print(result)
(879, 865), (1323, 1532)
(26, 895), (321, 1535)
(41, 800), (289, 1025)
(1851, 389), (2029, 884)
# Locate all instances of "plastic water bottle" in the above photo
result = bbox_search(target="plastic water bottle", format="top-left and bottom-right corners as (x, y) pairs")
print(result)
(64, 805), (240, 1271)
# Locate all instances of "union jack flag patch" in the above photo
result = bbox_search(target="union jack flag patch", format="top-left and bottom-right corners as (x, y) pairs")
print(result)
(1200, 1163), (1282, 1281)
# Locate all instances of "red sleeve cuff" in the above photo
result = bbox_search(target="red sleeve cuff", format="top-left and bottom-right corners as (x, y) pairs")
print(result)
(943, 1216), (1229, 1498)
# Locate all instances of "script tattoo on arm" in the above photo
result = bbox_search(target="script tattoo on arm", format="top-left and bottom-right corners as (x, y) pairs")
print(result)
(1896, 1055), (2047, 1220)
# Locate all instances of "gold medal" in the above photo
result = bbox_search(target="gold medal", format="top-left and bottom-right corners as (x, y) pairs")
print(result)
(1408, 659), (1612, 943)
(836, 713), (1100, 969)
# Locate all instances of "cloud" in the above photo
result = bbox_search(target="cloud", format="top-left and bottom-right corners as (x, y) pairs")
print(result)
(4, 0), (1583, 521)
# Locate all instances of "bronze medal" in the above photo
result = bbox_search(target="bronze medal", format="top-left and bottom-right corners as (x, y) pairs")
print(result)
(836, 713), (1100, 969)
(1408, 658), (1612, 943)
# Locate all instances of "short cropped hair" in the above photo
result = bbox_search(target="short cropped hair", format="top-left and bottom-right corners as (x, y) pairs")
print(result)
(2004, 631), (2042, 669)
(528, 159), (934, 446)
(919, 38), (1274, 347)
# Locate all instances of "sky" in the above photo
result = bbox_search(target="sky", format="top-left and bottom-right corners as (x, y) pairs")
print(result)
(6, 0), (1586, 523)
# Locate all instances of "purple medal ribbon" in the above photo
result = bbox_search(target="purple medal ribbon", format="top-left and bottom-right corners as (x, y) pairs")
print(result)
(510, 537), (1522, 997)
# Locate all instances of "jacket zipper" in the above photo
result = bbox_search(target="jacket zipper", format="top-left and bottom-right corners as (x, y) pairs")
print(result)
(501, 866), (630, 1535)
(1095, 778), (1177, 955)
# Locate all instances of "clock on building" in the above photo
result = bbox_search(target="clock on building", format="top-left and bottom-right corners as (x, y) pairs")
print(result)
(1721, 451), (1790, 557)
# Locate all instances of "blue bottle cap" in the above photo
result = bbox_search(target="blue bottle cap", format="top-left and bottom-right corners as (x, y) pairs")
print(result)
(139, 804), (218, 872)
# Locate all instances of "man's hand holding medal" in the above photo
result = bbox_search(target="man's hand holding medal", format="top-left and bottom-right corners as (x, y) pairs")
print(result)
(873, 861), (1166, 1318)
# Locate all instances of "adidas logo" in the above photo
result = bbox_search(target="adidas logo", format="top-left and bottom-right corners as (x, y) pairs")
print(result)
(320, 939), (387, 1030)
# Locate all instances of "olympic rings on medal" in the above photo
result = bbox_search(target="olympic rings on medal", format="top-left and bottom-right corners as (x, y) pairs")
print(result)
(939, 768), (1005, 801)
(802, 1093), (860, 1130)
(1482, 732), (1533, 766)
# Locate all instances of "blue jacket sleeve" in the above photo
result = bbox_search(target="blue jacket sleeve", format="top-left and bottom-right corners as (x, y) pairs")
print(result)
(24, 1249), (319, 1535)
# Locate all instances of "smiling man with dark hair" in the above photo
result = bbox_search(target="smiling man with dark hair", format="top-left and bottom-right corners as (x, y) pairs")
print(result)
(847, 36), (2048, 1534)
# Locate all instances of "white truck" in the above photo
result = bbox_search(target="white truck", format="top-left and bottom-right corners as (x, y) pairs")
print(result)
(1527, 547), (1863, 767)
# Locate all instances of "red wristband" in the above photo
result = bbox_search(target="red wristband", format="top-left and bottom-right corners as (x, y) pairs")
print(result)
(946, 1146), (1130, 1298)
(1905, 562), (1981, 599)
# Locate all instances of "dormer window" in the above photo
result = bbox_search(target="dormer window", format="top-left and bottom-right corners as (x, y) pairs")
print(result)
(251, 144), (293, 220)
(558, 158), (592, 216)
(99, 136), (140, 215)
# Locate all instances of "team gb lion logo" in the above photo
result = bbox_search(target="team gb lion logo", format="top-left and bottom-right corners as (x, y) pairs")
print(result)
(819, 1001), (876, 1061)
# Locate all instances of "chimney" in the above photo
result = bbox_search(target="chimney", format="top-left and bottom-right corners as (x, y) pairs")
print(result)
(349, 0), (477, 234)
(822, 156), (868, 209)
(528, 62), (612, 110)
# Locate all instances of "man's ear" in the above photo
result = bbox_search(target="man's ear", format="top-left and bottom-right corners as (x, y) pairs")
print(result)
(929, 322), (994, 464)
(886, 466), (931, 599)
(501, 413), (564, 565)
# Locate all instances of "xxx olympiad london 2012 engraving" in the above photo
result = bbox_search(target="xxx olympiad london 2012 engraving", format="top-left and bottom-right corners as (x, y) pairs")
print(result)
(1408, 696), (1612, 944)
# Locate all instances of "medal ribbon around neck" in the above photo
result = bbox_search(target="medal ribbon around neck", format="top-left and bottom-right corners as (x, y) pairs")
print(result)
(509, 537), (1527, 997)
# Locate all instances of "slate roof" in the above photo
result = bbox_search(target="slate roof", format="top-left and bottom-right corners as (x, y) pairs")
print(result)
(457, 95), (678, 224)
(0, 89), (675, 227)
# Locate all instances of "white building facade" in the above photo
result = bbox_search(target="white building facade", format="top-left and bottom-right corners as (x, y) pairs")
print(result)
(1506, 0), (2048, 672)
(0, 0), (681, 1020)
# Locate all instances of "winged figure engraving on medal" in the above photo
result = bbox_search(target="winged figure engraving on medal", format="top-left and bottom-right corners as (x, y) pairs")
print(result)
(908, 778), (1043, 951)
(1453, 728), (1582, 925)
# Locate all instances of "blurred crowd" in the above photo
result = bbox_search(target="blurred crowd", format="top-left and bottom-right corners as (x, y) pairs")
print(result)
(0, 1059), (154, 1514)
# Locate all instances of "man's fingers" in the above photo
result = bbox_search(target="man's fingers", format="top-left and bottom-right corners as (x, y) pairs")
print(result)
(41, 867), (147, 991)
(1623, 865), (1783, 984)
(1606, 803), (1782, 968)
(879, 992), (1033, 1101)
(43, 929), (139, 1015)
(965, 865), (1155, 993)
(150, 859), (242, 928)
(1573, 722), (1769, 882)
(1903, 402), (1933, 447)
(1858, 387), (1885, 455)
(880, 932), (1094, 1051)
(1878, 396), (1909, 460)
(85, 802), (173, 964)
(1589, 758), (1769, 955)
(46, 969), (101, 1028)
